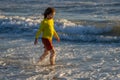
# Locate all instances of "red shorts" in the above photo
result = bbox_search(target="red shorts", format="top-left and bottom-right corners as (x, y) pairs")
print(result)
(42, 38), (53, 50)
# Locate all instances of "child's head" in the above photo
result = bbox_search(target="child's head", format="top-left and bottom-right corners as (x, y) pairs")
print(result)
(43, 7), (56, 19)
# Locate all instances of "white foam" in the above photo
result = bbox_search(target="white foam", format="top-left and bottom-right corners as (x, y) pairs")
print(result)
(55, 19), (112, 34)
(0, 15), (119, 42)
(1, 36), (120, 80)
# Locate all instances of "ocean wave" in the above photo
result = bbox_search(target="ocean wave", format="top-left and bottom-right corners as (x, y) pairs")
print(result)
(0, 15), (42, 34)
(0, 15), (120, 42)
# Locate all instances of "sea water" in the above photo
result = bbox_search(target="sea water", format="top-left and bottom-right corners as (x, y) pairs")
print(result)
(0, 0), (120, 80)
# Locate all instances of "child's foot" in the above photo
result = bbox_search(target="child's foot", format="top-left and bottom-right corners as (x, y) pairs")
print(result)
(37, 60), (41, 64)
(36, 59), (42, 65)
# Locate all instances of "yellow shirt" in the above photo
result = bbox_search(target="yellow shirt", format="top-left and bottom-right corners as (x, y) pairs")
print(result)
(35, 19), (59, 40)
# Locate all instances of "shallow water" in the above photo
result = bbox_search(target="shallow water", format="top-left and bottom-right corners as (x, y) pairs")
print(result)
(0, 37), (120, 80)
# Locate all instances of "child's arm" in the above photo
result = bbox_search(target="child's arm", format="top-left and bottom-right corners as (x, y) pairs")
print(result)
(35, 26), (43, 39)
(54, 30), (60, 42)
(34, 22), (43, 45)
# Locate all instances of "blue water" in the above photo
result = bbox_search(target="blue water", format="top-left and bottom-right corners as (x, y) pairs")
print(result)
(0, 0), (120, 21)
(0, 1), (120, 80)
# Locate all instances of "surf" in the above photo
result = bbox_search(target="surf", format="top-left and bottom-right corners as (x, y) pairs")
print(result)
(0, 15), (120, 43)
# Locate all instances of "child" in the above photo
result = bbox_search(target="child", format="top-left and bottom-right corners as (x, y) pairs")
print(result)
(34, 7), (60, 65)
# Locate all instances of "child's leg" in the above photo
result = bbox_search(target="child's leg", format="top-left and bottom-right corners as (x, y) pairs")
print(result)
(38, 49), (49, 63)
(50, 48), (56, 65)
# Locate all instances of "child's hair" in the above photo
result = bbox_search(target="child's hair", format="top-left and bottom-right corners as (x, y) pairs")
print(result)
(43, 7), (55, 19)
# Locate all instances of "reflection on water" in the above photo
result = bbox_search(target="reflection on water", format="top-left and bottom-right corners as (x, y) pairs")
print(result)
(0, 38), (120, 80)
